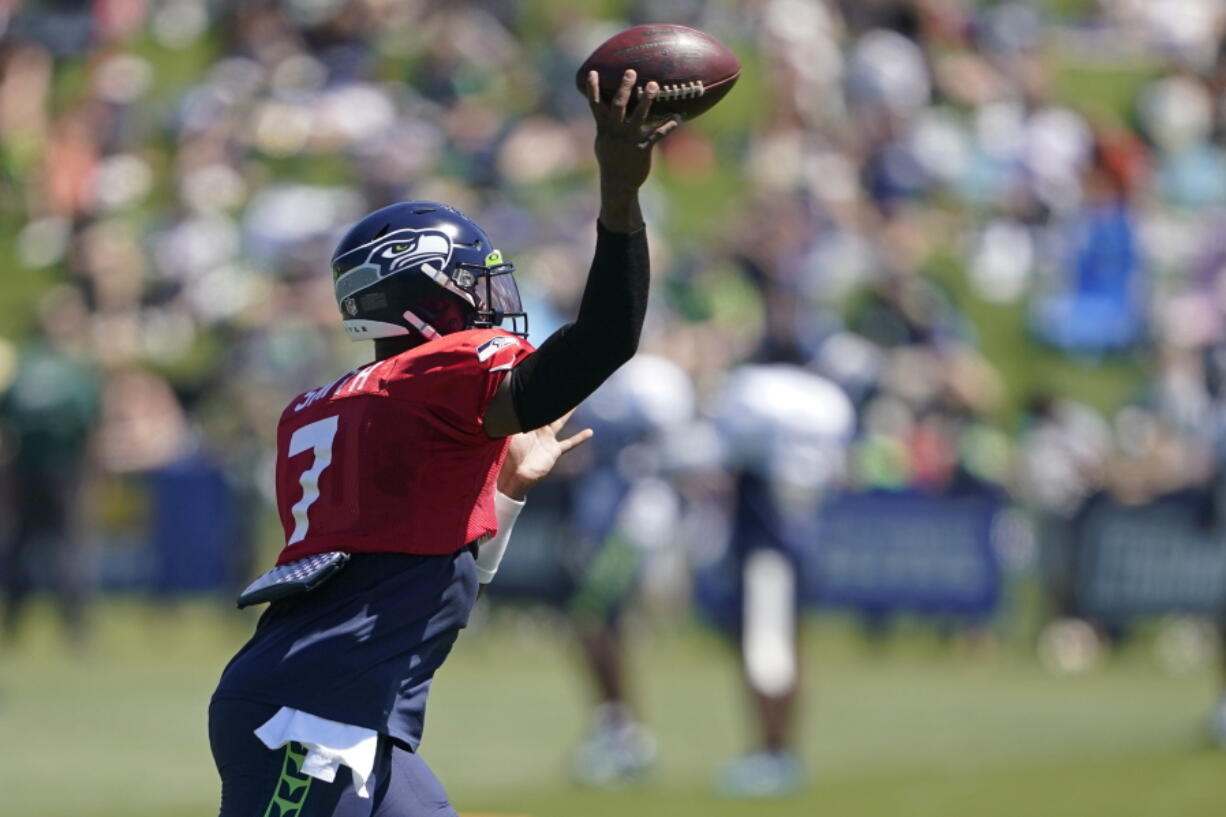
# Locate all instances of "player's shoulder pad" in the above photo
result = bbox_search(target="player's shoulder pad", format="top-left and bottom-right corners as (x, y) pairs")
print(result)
(422, 328), (533, 373)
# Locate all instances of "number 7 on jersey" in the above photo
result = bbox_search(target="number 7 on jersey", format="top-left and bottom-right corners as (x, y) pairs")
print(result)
(287, 415), (339, 545)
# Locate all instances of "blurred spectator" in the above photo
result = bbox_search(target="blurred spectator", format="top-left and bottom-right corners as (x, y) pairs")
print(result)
(1016, 395), (1111, 624)
(1030, 132), (1148, 354)
(0, 287), (101, 645)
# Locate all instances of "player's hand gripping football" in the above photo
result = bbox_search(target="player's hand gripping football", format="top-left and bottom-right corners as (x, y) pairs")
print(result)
(497, 409), (594, 500)
(589, 69), (678, 231)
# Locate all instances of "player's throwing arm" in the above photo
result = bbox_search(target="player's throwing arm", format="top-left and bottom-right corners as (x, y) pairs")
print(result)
(487, 22), (740, 435)
(482, 68), (676, 437)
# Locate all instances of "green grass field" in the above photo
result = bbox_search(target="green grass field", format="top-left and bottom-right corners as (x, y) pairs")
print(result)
(1, 600), (1223, 817)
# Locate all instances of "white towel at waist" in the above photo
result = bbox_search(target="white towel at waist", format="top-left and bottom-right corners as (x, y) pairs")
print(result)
(254, 707), (379, 798)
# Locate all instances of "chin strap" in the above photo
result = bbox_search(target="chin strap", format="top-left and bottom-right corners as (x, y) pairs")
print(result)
(402, 309), (441, 340)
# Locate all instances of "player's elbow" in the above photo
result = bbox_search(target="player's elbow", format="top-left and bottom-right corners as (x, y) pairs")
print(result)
(606, 314), (644, 367)
(605, 332), (639, 372)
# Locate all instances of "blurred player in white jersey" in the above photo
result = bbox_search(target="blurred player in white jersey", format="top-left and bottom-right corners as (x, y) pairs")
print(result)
(565, 353), (695, 786)
(706, 354), (855, 797)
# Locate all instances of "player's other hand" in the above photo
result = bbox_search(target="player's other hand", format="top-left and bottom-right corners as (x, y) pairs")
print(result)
(497, 409), (593, 500)
(588, 69), (678, 196)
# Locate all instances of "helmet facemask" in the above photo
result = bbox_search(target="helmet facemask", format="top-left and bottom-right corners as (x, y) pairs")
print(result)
(454, 250), (529, 338)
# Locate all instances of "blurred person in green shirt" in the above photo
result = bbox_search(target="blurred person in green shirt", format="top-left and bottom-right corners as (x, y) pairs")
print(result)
(0, 286), (100, 646)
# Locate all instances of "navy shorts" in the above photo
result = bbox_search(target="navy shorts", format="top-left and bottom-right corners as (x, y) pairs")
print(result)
(694, 472), (812, 635)
(213, 550), (478, 749)
(209, 698), (457, 817)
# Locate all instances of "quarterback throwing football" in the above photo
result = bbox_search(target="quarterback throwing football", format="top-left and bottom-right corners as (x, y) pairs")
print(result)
(208, 70), (676, 816)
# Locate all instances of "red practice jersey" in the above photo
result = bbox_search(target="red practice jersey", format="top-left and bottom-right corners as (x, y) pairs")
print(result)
(272, 328), (533, 564)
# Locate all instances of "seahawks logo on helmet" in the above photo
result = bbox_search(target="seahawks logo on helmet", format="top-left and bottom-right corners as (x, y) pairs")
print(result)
(333, 228), (456, 301)
(362, 228), (453, 278)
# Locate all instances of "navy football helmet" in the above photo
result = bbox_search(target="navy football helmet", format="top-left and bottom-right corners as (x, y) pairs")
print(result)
(331, 201), (527, 342)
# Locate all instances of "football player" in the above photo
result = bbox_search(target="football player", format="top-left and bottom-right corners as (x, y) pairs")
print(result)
(563, 353), (695, 787)
(208, 70), (677, 817)
(706, 355), (854, 797)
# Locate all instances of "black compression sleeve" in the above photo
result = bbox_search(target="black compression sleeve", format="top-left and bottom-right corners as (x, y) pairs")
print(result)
(508, 222), (649, 431)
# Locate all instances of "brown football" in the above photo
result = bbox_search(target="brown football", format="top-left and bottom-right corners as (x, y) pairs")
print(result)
(575, 24), (740, 122)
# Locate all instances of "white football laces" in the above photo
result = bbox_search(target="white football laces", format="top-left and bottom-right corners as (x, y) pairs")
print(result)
(639, 80), (705, 100)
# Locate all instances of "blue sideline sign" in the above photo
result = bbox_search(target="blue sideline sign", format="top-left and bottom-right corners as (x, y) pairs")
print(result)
(808, 490), (1003, 617)
(1076, 494), (1226, 621)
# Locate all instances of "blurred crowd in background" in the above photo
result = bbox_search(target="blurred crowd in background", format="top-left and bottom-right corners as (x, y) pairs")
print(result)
(3, 0), (1226, 679)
